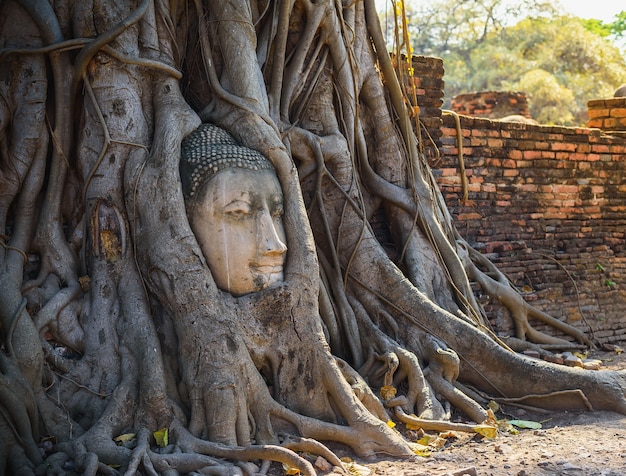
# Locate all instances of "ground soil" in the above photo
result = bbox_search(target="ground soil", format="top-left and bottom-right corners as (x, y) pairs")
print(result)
(268, 349), (626, 476)
(356, 349), (626, 476)
(359, 409), (626, 476)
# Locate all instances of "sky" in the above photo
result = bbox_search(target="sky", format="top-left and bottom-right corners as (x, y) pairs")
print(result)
(560, 0), (623, 22)
(375, 1), (623, 23)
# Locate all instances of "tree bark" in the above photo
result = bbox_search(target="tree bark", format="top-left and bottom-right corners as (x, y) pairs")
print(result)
(0, 0), (624, 474)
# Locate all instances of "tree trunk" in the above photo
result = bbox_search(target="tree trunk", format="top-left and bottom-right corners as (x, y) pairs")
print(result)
(0, 0), (624, 474)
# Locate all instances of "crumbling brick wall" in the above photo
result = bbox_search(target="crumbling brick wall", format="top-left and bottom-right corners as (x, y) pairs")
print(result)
(435, 115), (626, 344)
(405, 55), (445, 160)
(588, 97), (626, 133)
(402, 54), (626, 344)
(450, 91), (532, 119)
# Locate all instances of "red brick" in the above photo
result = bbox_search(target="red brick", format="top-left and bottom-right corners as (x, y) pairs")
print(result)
(441, 168), (458, 176)
(520, 184), (538, 192)
(551, 142), (577, 152)
(587, 119), (602, 128)
(553, 184), (578, 193)
(523, 151), (542, 159)
(487, 138), (504, 147)
(610, 108), (626, 118)
(587, 108), (610, 119)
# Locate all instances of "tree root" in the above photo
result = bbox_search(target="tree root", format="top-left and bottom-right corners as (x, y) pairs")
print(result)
(393, 407), (496, 435)
(171, 420), (317, 476)
(0, 366), (41, 468)
(457, 240), (594, 348)
(493, 389), (595, 412)
(281, 436), (345, 471)
(348, 290), (445, 420)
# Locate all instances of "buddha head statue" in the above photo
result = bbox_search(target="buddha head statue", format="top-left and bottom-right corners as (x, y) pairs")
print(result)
(180, 123), (287, 296)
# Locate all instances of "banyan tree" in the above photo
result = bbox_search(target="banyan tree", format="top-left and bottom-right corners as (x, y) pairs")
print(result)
(1, 0), (625, 474)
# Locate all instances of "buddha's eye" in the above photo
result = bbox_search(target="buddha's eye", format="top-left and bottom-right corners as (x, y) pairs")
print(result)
(225, 209), (250, 219)
(223, 201), (252, 219)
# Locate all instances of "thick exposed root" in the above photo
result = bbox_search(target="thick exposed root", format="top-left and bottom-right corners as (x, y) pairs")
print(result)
(2, 1), (623, 475)
(393, 407), (496, 435)
(171, 421), (317, 476)
(458, 240), (595, 348)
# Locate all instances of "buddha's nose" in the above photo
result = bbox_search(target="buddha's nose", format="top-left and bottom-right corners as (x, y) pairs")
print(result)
(258, 210), (287, 256)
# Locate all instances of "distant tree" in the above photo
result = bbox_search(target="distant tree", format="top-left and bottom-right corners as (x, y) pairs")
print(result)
(383, 1), (626, 124)
(612, 12), (626, 39)
(497, 17), (626, 124)
(580, 11), (626, 47)
(514, 70), (575, 124)
(379, 0), (555, 59)
(3, 1), (626, 474)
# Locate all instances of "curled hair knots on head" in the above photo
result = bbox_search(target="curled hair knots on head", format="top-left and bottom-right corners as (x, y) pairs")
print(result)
(180, 123), (275, 200)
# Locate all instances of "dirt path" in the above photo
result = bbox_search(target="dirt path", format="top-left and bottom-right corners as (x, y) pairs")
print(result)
(357, 349), (626, 476)
(361, 409), (626, 476)
(269, 349), (626, 476)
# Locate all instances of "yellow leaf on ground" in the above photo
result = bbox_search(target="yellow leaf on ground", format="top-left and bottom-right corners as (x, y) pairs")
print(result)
(485, 408), (498, 426)
(342, 461), (372, 475)
(386, 419), (396, 429)
(407, 442), (431, 457)
(282, 463), (300, 475)
(428, 436), (447, 449)
(497, 420), (519, 434)
(473, 424), (497, 439)
(416, 435), (431, 446)
(113, 433), (136, 445)
(405, 414), (421, 430)
(153, 428), (168, 447)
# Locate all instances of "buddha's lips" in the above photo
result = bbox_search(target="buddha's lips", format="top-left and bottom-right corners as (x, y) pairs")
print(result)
(251, 264), (283, 275)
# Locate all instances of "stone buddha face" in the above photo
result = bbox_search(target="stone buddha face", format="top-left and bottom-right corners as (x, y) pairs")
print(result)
(189, 168), (286, 295)
(181, 124), (287, 296)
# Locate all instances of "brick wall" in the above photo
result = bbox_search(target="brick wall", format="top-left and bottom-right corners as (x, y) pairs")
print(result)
(588, 97), (626, 132)
(450, 91), (531, 119)
(406, 55), (445, 160)
(435, 116), (626, 344)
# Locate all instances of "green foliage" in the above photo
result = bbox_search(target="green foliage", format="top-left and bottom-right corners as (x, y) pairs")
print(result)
(381, 0), (557, 58)
(496, 16), (626, 124)
(580, 18), (612, 39)
(515, 70), (575, 125)
(389, 1), (626, 126)
(613, 12), (626, 38)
